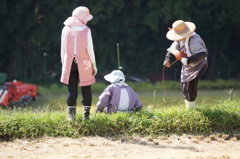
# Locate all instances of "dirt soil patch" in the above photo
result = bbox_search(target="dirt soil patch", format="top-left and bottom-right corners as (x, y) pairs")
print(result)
(1, 135), (240, 159)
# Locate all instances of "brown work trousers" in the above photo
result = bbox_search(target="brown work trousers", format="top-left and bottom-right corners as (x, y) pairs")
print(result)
(181, 63), (208, 101)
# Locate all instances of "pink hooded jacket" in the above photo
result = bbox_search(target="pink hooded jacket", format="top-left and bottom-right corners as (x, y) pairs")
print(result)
(60, 26), (95, 86)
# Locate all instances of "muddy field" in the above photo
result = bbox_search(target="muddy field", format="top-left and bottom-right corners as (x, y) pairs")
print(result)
(1, 135), (240, 159)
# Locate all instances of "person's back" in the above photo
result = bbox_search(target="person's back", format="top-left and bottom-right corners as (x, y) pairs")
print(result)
(60, 6), (97, 120)
(96, 70), (142, 113)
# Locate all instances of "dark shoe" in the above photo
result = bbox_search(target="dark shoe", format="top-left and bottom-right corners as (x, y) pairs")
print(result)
(83, 115), (90, 120)
(68, 106), (76, 121)
(68, 113), (75, 121)
(83, 105), (91, 120)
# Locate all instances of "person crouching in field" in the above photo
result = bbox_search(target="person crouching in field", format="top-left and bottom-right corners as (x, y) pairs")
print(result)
(163, 20), (208, 109)
(96, 70), (142, 113)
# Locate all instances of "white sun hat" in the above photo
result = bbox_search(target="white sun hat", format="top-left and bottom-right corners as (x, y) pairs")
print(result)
(166, 20), (196, 41)
(104, 70), (125, 83)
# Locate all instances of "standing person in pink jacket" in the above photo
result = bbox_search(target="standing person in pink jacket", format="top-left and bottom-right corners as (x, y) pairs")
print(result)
(60, 6), (97, 120)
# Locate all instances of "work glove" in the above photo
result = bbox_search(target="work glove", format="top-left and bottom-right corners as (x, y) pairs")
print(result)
(92, 62), (98, 76)
(174, 51), (187, 61)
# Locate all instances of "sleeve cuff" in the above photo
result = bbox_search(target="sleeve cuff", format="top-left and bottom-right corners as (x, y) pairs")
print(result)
(181, 57), (188, 65)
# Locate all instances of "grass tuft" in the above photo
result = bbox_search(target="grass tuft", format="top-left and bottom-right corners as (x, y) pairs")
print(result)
(1, 97), (240, 141)
(1, 81), (240, 140)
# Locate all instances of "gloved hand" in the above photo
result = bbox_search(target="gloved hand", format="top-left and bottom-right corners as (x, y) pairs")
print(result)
(174, 51), (187, 61)
(92, 62), (97, 76)
(163, 52), (176, 68)
(164, 61), (171, 68)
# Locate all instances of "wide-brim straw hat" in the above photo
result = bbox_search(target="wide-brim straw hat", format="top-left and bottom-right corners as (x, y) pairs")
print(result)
(166, 20), (196, 41)
(64, 6), (93, 26)
(104, 70), (125, 83)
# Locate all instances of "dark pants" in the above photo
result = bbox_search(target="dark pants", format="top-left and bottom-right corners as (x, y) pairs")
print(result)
(66, 61), (92, 106)
(181, 63), (208, 101)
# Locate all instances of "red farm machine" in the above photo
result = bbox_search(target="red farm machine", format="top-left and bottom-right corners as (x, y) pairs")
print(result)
(0, 73), (38, 107)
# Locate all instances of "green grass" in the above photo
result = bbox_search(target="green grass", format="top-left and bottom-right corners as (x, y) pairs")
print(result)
(1, 81), (240, 140)
(1, 98), (239, 140)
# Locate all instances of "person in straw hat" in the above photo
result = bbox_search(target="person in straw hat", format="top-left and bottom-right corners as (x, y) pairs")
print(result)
(96, 70), (142, 113)
(60, 6), (97, 120)
(163, 20), (208, 109)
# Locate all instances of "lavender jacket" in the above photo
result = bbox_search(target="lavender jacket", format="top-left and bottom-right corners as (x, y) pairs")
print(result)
(96, 83), (142, 113)
(164, 33), (208, 82)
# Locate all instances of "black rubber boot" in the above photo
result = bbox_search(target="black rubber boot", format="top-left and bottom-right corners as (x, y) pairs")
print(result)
(68, 106), (76, 121)
(83, 106), (91, 120)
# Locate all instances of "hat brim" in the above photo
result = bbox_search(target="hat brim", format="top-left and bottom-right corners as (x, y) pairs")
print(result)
(85, 14), (93, 22)
(166, 22), (196, 41)
(104, 74), (124, 83)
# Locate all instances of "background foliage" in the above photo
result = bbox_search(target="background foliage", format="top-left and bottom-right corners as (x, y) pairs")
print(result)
(0, 0), (240, 84)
